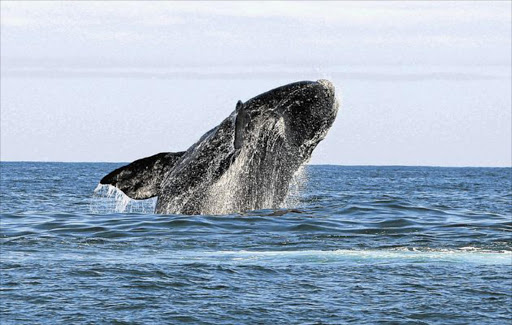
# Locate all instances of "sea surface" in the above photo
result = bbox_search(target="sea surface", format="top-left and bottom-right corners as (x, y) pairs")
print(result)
(1, 162), (511, 324)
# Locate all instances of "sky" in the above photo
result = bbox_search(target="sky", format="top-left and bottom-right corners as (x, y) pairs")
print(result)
(1, 1), (511, 166)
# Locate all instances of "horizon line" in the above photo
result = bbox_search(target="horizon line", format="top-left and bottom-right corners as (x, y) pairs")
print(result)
(0, 160), (510, 169)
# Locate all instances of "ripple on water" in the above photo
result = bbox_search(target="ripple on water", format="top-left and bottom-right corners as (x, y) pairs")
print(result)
(1, 164), (511, 324)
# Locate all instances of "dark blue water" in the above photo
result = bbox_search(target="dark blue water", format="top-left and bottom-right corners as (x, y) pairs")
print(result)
(1, 162), (511, 324)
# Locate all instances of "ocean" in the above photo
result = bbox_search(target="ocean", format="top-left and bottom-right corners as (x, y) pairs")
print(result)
(1, 162), (511, 324)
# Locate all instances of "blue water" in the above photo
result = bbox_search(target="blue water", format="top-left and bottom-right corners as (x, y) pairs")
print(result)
(1, 162), (511, 324)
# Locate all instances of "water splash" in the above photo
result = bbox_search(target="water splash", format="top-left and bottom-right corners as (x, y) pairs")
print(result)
(90, 184), (156, 213)
(202, 117), (304, 215)
(282, 165), (308, 209)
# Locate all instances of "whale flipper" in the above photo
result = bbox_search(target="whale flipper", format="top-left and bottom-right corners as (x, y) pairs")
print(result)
(234, 100), (249, 149)
(100, 152), (185, 200)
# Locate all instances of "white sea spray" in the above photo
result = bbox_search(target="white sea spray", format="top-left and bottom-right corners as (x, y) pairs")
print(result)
(282, 165), (308, 209)
(90, 184), (156, 213)
(201, 117), (303, 215)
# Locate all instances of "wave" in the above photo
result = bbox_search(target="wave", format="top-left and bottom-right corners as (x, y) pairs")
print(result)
(170, 248), (512, 265)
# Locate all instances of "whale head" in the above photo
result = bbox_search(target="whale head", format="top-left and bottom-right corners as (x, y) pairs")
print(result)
(235, 79), (338, 161)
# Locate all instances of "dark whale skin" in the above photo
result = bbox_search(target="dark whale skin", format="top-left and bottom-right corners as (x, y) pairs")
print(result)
(100, 80), (339, 215)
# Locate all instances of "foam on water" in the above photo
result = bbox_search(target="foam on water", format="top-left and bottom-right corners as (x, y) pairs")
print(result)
(185, 249), (512, 265)
(38, 248), (509, 266)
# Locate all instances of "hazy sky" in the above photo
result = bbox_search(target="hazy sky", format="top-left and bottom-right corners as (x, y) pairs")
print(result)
(1, 1), (511, 166)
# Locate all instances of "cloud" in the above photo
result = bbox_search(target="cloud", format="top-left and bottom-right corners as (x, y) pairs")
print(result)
(1, 64), (506, 81)
(2, 1), (510, 28)
(1, 1), (510, 66)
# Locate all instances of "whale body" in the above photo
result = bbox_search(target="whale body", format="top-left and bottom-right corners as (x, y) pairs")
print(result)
(100, 80), (339, 215)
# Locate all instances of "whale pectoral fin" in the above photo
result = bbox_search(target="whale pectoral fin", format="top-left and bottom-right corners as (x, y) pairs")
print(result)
(100, 151), (185, 200)
(234, 100), (249, 149)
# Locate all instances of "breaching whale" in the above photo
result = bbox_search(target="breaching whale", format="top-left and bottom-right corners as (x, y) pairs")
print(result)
(99, 79), (339, 215)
